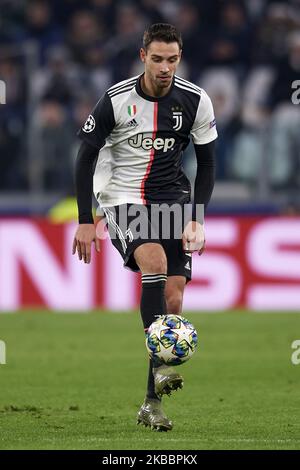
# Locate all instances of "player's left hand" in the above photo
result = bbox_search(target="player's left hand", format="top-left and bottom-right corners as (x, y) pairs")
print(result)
(182, 221), (205, 255)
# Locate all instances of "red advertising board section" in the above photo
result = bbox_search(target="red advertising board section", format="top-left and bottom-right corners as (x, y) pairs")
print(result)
(0, 217), (299, 311)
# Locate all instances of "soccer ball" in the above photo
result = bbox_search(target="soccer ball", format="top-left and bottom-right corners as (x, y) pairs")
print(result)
(145, 315), (198, 366)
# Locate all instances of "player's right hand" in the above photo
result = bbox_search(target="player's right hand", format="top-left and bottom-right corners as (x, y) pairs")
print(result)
(72, 224), (100, 264)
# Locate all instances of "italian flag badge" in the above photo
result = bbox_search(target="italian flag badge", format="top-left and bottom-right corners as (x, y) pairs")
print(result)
(128, 105), (137, 117)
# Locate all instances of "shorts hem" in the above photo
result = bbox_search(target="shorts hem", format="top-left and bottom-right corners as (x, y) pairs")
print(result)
(123, 239), (163, 272)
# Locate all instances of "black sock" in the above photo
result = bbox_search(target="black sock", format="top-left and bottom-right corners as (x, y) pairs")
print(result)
(147, 359), (157, 400)
(140, 273), (167, 400)
(140, 273), (167, 329)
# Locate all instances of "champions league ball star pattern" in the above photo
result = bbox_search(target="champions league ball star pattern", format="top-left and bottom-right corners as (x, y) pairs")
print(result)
(83, 115), (96, 133)
(146, 315), (198, 366)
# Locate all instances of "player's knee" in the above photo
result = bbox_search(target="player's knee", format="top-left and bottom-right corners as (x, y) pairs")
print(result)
(134, 244), (167, 273)
(146, 254), (167, 274)
(166, 291), (183, 315)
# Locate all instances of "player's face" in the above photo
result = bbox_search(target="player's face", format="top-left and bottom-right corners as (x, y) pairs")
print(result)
(140, 41), (181, 91)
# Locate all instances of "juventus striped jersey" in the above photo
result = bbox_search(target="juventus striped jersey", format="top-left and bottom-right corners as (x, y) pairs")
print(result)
(78, 74), (218, 208)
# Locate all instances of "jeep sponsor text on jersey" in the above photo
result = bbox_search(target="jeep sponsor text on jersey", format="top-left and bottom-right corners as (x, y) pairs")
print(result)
(128, 133), (175, 152)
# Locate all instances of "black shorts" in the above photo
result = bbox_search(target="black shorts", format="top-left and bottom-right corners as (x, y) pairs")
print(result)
(102, 203), (192, 282)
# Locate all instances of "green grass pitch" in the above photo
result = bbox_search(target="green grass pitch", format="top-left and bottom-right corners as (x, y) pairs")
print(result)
(0, 311), (300, 450)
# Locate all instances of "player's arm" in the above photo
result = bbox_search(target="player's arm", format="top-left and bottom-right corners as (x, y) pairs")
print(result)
(73, 92), (115, 264)
(72, 141), (100, 264)
(183, 89), (217, 254)
(182, 141), (216, 254)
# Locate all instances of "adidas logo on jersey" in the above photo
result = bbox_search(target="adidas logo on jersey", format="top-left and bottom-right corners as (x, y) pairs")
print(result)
(127, 118), (138, 128)
(128, 133), (175, 152)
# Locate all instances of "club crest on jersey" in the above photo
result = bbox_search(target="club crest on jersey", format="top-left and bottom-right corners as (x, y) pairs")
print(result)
(172, 110), (183, 131)
(82, 114), (95, 133)
(128, 105), (137, 117)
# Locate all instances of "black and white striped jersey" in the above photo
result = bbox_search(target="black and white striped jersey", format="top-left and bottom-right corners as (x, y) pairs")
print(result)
(78, 74), (218, 209)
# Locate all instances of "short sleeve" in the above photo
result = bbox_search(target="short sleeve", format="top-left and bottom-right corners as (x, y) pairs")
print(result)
(190, 90), (218, 145)
(77, 92), (115, 149)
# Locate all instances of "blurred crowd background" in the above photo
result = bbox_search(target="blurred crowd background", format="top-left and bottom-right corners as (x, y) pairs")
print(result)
(0, 0), (300, 216)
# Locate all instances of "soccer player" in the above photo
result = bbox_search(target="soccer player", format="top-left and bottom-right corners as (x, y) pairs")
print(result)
(73, 23), (217, 431)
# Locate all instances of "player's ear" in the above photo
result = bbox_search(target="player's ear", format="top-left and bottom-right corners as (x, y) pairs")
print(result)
(140, 47), (146, 62)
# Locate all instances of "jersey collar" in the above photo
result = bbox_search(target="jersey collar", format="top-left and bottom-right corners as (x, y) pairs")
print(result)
(135, 73), (174, 102)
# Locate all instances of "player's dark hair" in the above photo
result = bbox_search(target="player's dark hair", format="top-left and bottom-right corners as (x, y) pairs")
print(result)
(143, 23), (183, 51)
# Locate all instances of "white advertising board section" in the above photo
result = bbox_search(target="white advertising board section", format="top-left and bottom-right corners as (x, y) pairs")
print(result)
(0, 217), (299, 311)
